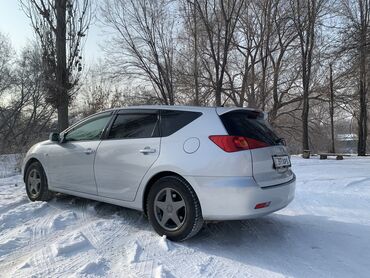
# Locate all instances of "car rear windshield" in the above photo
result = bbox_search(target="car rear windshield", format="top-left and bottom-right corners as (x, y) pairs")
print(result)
(220, 110), (281, 146)
(160, 110), (202, 137)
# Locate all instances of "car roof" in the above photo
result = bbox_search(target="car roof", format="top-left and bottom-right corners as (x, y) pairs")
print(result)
(64, 105), (265, 134)
(109, 105), (262, 115)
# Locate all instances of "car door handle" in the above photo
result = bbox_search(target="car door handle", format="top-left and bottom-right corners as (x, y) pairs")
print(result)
(139, 147), (156, 154)
(84, 148), (95, 155)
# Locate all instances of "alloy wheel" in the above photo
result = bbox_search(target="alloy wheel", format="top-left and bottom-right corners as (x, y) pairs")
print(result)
(154, 188), (186, 231)
(27, 169), (41, 198)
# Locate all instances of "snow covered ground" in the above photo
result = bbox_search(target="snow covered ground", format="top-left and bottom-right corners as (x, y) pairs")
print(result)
(0, 154), (370, 278)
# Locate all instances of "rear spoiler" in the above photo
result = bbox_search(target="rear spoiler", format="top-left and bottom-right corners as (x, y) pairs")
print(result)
(216, 107), (268, 120)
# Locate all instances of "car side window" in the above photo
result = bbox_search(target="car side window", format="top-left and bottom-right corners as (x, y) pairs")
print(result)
(65, 113), (111, 142)
(108, 113), (159, 139)
(160, 110), (202, 137)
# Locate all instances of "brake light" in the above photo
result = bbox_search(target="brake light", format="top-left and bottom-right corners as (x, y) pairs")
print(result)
(255, 202), (271, 209)
(209, 135), (268, 152)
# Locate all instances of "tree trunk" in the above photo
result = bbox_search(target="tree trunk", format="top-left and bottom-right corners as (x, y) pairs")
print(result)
(215, 69), (222, 106)
(357, 24), (368, 156)
(57, 100), (69, 132)
(192, 4), (200, 106)
(302, 91), (310, 151)
(302, 64), (310, 151)
(329, 63), (335, 153)
(358, 80), (367, 156)
(56, 0), (68, 132)
(215, 87), (222, 106)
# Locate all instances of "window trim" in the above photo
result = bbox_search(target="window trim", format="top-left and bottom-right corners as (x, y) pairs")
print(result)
(102, 109), (160, 141)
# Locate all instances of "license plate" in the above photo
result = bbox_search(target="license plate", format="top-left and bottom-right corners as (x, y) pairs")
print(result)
(273, 155), (291, 168)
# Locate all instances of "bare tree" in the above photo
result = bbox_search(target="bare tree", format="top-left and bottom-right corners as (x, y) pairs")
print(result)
(0, 32), (17, 142)
(232, 0), (268, 108)
(0, 33), (14, 97)
(194, 0), (245, 106)
(100, 0), (177, 105)
(21, 0), (91, 131)
(290, 0), (327, 151)
(338, 0), (370, 155)
(0, 43), (54, 154)
(266, 0), (300, 124)
(76, 63), (123, 117)
(225, 0), (301, 120)
(178, 0), (202, 105)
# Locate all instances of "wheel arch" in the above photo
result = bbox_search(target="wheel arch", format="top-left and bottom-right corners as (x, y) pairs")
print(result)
(142, 171), (197, 215)
(23, 157), (41, 182)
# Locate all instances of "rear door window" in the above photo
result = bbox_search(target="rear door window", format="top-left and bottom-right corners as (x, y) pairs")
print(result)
(160, 110), (202, 137)
(108, 113), (159, 139)
(220, 110), (281, 146)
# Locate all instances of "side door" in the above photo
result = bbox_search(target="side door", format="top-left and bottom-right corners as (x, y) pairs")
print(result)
(94, 110), (160, 201)
(47, 112), (112, 195)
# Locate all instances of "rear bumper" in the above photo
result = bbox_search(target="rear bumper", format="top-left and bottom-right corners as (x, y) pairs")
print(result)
(185, 174), (296, 221)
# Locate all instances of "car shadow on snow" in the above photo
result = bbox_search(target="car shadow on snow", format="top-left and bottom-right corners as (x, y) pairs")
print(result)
(50, 194), (369, 277)
(189, 214), (370, 277)
(51, 193), (152, 230)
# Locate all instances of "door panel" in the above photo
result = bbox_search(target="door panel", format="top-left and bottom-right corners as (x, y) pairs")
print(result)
(47, 141), (101, 194)
(46, 112), (112, 194)
(94, 138), (160, 201)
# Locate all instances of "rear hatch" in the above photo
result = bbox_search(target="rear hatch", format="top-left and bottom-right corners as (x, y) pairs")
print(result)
(218, 109), (294, 187)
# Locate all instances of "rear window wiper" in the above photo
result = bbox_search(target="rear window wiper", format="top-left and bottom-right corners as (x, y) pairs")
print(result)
(275, 137), (286, 145)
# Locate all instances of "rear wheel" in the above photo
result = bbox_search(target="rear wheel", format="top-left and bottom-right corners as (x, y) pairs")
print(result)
(147, 176), (203, 241)
(25, 161), (54, 201)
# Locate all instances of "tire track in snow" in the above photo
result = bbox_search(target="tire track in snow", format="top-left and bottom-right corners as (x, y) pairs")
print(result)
(0, 196), (28, 215)
(80, 202), (139, 251)
(345, 177), (370, 188)
(30, 204), (60, 242)
(0, 202), (49, 233)
(0, 198), (98, 272)
(11, 231), (97, 278)
(1, 197), (83, 267)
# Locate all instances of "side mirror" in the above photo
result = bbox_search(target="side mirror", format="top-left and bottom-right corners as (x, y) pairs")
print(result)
(49, 132), (60, 142)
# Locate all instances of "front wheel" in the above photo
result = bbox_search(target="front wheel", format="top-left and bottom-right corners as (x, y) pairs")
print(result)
(25, 161), (54, 202)
(147, 176), (203, 241)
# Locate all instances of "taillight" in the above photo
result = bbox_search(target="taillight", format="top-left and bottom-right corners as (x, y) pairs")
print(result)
(209, 135), (268, 152)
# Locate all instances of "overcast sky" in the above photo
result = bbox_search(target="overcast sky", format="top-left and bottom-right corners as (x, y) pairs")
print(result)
(0, 0), (102, 63)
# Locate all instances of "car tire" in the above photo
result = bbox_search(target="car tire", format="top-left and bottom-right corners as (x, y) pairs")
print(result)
(25, 161), (54, 202)
(147, 175), (204, 241)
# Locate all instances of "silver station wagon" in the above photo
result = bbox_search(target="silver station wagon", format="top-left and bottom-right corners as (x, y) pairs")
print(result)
(23, 106), (295, 241)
